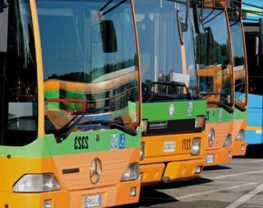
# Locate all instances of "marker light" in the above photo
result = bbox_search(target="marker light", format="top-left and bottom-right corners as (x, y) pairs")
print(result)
(130, 187), (137, 196)
(44, 200), (52, 208)
(191, 137), (201, 155)
(195, 166), (202, 174)
(13, 174), (60, 193)
(121, 163), (139, 181)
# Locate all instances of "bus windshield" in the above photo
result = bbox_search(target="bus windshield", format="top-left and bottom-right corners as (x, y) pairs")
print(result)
(194, 8), (232, 105)
(229, 20), (247, 106)
(134, 0), (193, 102)
(36, 0), (140, 133)
(0, 0), (38, 146)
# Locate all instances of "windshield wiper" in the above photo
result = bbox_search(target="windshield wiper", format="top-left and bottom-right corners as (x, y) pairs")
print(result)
(54, 113), (85, 143)
(235, 103), (246, 112)
(80, 120), (137, 136)
(207, 101), (234, 113)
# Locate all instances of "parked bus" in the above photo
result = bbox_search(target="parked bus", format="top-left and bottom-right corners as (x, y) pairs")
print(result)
(242, 0), (263, 146)
(227, 0), (248, 156)
(134, 0), (206, 185)
(190, 0), (235, 166)
(0, 0), (142, 207)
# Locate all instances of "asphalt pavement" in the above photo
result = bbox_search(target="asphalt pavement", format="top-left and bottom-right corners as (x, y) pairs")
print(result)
(121, 145), (263, 208)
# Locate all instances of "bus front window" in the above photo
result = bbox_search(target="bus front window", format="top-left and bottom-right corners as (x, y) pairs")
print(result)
(230, 20), (247, 106)
(0, 0), (38, 146)
(36, 0), (140, 134)
(135, 0), (193, 102)
(194, 9), (232, 105)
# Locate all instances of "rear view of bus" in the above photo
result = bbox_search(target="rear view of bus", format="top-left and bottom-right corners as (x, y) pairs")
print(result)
(134, 0), (206, 184)
(0, 0), (141, 207)
(193, 0), (234, 166)
(227, 0), (248, 156)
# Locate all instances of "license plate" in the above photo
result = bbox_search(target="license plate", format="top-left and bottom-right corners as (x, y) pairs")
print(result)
(164, 141), (176, 152)
(85, 195), (101, 208)
(206, 155), (214, 164)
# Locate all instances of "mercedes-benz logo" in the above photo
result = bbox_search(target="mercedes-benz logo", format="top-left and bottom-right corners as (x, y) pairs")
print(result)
(90, 158), (102, 185)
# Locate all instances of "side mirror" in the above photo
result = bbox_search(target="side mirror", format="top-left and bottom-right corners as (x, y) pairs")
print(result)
(100, 20), (117, 53)
(0, 2), (8, 52)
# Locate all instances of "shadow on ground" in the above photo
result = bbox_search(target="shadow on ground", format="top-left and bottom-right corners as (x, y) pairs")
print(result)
(118, 188), (178, 208)
(154, 176), (213, 190)
(204, 165), (231, 171)
(118, 177), (213, 208)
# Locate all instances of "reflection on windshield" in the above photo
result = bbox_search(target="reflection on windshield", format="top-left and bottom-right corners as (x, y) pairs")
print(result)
(181, 5), (200, 97)
(135, 0), (191, 101)
(1, 0), (38, 146)
(36, 0), (139, 133)
(230, 20), (246, 106)
(194, 8), (232, 104)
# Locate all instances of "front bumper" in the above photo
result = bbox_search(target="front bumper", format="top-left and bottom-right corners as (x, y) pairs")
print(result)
(204, 147), (232, 167)
(232, 140), (247, 156)
(0, 180), (140, 208)
(140, 159), (204, 185)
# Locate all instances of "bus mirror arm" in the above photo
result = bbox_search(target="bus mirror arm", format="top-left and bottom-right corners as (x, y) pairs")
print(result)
(193, 3), (201, 34)
(0, 0), (8, 52)
(235, 104), (246, 112)
(181, 0), (191, 32)
(207, 101), (234, 114)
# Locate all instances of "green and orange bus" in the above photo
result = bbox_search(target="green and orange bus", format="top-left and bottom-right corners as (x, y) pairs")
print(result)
(191, 0), (235, 166)
(0, 0), (142, 207)
(134, 0), (207, 185)
(227, 0), (248, 156)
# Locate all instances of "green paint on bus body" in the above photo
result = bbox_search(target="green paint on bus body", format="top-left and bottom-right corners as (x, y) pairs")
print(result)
(206, 108), (233, 124)
(142, 100), (207, 121)
(0, 128), (141, 158)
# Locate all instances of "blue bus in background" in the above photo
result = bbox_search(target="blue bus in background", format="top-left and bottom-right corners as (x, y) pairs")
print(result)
(242, 0), (263, 145)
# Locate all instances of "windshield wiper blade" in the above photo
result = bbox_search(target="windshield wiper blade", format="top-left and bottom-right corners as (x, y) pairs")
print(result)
(207, 101), (234, 113)
(235, 103), (246, 112)
(80, 120), (137, 136)
(54, 113), (85, 143)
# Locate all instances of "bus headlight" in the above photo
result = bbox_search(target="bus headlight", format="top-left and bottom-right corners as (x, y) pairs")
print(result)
(191, 137), (201, 155)
(140, 142), (145, 161)
(224, 134), (232, 147)
(142, 119), (148, 135)
(13, 173), (60, 193)
(195, 116), (205, 129)
(235, 129), (245, 141)
(121, 163), (139, 181)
